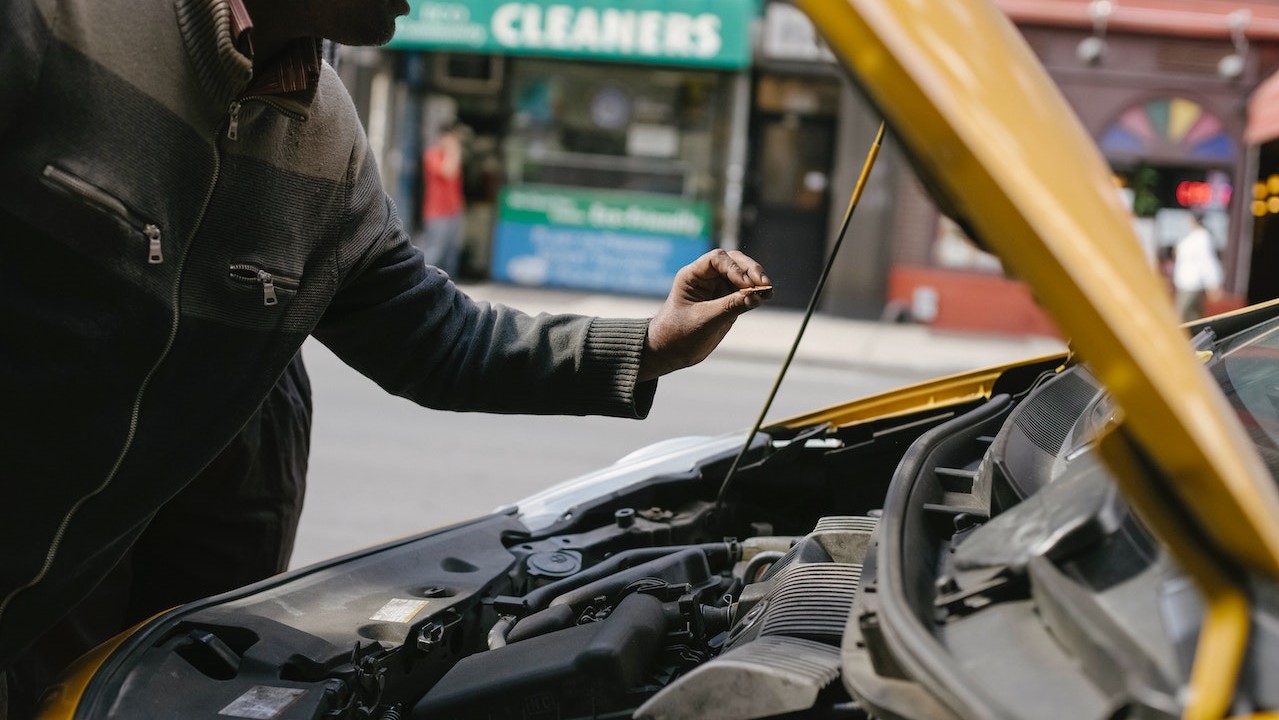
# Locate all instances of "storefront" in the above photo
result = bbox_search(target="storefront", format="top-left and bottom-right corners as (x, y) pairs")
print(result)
(882, 1), (1279, 336)
(728, 1), (902, 314)
(381, 0), (756, 295)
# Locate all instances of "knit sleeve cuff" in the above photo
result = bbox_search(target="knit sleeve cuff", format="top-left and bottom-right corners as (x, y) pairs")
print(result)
(579, 317), (657, 419)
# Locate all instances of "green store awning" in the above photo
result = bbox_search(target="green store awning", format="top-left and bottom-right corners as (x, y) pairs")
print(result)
(387, 0), (757, 69)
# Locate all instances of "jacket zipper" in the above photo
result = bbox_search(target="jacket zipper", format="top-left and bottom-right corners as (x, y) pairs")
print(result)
(145, 224), (164, 264)
(41, 164), (163, 265)
(227, 100), (241, 140)
(229, 263), (301, 306)
(0, 127), (226, 630)
(227, 97), (306, 141)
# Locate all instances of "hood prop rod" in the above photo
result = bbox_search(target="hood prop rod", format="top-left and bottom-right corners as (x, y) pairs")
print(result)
(715, 122), (885, 514)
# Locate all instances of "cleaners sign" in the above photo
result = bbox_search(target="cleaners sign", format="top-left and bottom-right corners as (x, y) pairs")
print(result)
(492, 185), (714, 296)
(388, 0), (755, 69)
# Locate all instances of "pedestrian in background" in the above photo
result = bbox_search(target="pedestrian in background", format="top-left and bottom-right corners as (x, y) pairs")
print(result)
(1173, 211), (1224, 322)
(417, 121), (467, 277)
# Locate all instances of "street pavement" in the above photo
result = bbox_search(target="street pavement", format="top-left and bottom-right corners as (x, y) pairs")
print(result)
(453, 280), (1069, 378)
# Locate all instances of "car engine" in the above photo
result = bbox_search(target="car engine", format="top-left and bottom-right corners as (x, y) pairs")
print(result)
(69, 337), (1279, 719)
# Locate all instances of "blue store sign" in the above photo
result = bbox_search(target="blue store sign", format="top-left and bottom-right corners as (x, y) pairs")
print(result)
(492, 185), (713, 296)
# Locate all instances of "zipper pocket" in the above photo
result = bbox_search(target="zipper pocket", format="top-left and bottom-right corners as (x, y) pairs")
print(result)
(229, 263), (301, 307)
(226, 97), (307, 141)
(41, 164), (164, 264)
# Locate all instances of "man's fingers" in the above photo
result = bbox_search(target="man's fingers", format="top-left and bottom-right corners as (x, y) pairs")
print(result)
(728, 250), (770, 288)
(718, 287), (765, 316)
(698, 249), (771, 290)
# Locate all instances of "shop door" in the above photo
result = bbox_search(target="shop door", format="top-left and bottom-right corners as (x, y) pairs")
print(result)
(740, 76), (839, 309)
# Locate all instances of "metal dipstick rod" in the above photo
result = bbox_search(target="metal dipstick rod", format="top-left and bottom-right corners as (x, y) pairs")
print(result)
(715, 122), (886, 511)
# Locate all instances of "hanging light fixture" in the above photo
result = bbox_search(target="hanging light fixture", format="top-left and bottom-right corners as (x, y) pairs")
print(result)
(1218, 9), (1250, 80)
(1077, 0), (1113, 66)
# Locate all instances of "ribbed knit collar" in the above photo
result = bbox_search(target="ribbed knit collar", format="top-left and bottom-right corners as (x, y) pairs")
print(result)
(174, 0), (320, 120)
(175, 0), (253, 112)
(226, 0), (322, 97)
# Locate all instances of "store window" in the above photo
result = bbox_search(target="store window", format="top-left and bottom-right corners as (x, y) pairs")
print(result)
(504, 59), (728, 201)
(490, 59), (731, 295)
(1113, 165), (1231, 264)
(738, 73), (841, 308)
(434, 52), (504, 94)
(752, 74), (839, 208)
(1100, 98), (1235, 164)
(1101, 98), (1234, 267)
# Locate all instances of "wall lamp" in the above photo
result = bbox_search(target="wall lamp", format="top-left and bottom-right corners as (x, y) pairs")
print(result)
(1077, 0), (1113, 66)
(1218, 9), (1250, 80)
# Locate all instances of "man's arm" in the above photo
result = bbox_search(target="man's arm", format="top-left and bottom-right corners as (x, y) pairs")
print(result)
(317, 234), (656, 417)
(315, 146), (655, 417)
(315, 135), (767, 418)
(424, 135), (461, 180)
(1200, 232), (1224, 297)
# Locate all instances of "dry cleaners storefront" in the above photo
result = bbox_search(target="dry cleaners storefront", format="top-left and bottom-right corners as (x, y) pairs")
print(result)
(388, 0), (756, 295)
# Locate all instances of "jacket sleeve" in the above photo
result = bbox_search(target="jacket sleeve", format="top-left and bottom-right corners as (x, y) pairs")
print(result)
(0, 0), (53, 141)
(313, 138), (657, 419)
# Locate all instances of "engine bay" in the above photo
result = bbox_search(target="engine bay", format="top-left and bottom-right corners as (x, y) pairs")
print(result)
(70, 348), (1279, 720)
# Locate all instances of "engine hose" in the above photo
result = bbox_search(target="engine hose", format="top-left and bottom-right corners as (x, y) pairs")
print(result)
(742, 550), (787, 584)
(489, 542), (741, 650)
(547, 548), (710, 611)
(486, 616), (515, 650)
(519, 541), (740, 615)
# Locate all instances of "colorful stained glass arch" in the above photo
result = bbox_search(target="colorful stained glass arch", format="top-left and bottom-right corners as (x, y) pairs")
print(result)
(1100, 97), (1235, 162)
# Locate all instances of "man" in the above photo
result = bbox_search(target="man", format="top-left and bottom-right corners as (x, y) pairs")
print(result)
(1172, 210), (1223, 322)
(0, 0), (772, 715)
(416, 121), (467, 277)
(2, 354), (313, 718)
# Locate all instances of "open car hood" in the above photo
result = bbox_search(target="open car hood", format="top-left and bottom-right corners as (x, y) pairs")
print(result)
(794, 0), (1279, 578)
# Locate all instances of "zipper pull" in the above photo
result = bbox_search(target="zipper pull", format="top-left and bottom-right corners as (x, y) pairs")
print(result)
(227, 101), (242, 141)
(145, 224), (163, 264)
(257, 269), (278, 306)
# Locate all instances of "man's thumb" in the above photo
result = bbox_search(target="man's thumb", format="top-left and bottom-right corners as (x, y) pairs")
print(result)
(719, 291), (758, 317)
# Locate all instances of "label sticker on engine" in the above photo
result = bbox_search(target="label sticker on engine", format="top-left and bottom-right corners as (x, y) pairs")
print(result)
(218, 686), (307, 719)
(370, 597), (429, 623)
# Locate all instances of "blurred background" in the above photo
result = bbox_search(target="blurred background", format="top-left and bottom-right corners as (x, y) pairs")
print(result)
(293, 0), (1279, 566)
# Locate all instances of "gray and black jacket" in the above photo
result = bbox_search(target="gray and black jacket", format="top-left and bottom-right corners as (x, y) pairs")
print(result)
(0, 0), (655, 668)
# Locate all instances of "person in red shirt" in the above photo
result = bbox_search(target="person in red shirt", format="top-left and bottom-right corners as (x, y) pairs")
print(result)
(417, 122), (467, 276)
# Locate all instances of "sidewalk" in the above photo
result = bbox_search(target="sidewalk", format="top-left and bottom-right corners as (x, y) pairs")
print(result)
(456, 281), (1068, 378)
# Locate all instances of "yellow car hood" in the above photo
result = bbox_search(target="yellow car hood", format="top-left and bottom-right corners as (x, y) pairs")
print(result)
(793, 0), (1279, 578)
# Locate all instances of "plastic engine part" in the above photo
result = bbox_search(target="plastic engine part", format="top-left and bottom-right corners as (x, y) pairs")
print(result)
(634, 636), (842, 720)
(413, 592), (667, 718)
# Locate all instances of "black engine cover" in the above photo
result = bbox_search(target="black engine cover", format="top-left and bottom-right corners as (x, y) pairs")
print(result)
(413, 592), (667, 719)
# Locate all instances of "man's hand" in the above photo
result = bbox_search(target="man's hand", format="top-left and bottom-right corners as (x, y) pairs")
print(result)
(639, 249), (772, 382)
